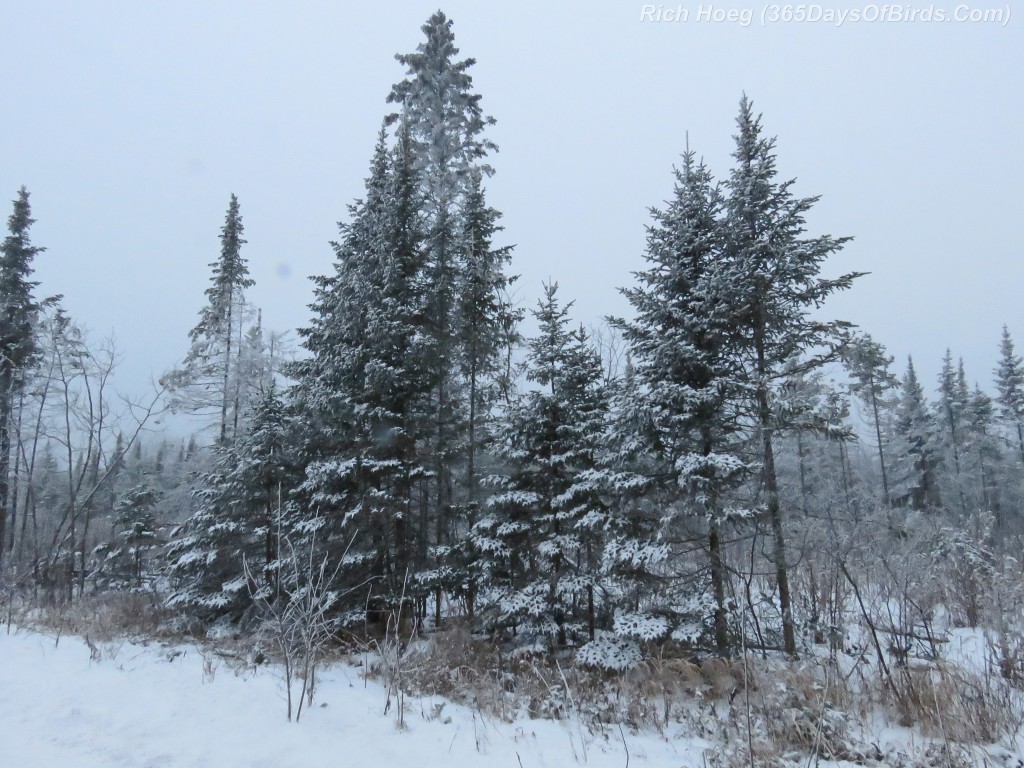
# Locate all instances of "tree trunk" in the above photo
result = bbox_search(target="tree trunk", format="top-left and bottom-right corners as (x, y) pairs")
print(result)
(220, 299), (233, 445)
(758, 384), (796, 658)
(467, 354), (477, 516)
(701, 423), (731, 658)
(944, 401), (968, 517)
(708, 517), (730, 658)
(868, 378), (890, 506)
(587, 583), (595, 642)
(0, 366), (14, 568)
(7, 381), (25, 553)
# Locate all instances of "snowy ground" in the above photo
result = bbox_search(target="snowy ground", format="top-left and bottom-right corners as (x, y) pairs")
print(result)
(0, 627), (707, 768)
(5, 623), (1022, 768)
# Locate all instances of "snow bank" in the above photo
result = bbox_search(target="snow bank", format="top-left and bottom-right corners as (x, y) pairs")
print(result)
(0, 627), (701, 768)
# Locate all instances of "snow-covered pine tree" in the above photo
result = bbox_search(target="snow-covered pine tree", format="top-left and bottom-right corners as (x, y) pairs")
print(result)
(474, 283), (607, 649)
(844, 333), (900, 507)
(774, 362), (857, 515)
(963, 383), (1005, 527)
(890, 356), (942, 511)
(935, 351), (971, 516)
(232, 310), (279, 423)
(566, 355), (667, 673)
(720, 96), (861, 658)
(165, 194), (256, 444)
(612, 150), (748, 658)
(385, 14), (514, 616)
(457, 169), (519, 516)
(166, 381), (295, 618)
(0, 187), (43, 563)
(290, 125), (434, 625)
(387, 11), (496, 200)
(439, 169), (522, 619)
(104, 485), (160, 589)
(354, 123), (434, 612)
(995, 326), (1024, 464)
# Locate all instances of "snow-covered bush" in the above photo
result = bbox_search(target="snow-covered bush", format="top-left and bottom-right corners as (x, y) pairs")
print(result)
(575, 633), (642, 672)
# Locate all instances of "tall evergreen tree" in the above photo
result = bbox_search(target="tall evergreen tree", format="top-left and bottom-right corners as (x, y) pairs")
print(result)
(385, 12), (508, 586)
(474, 284), (607, 648)
(776, 364), (857, 518)
(891, 356), (942, 511)
(457, 169), (519, 516)
(995, 326), (1024, 463)
(964, 382), (1004, 522)
(291, 126), (433, 622)
(614, 150), (746, 657)
(844, 333), (899, 507)
(108, 485), (161, 589)
(166, 194), (255, 443)
(166, 381), (295, 617)
(587, 358), (671, 660)
(935, 351), (970, 516)
(720, 97), (860, 657)
(387, 11), (496, 200)
(0, 187), (43, 562)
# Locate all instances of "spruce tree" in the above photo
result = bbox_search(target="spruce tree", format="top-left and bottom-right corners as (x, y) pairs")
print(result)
(111, 485), (161, 589)
(354, 124), (433, 607)
(844, 333), (899, 506)
(291, 126), (433, 622)
(720, 97), (860, 657)
(166, 381), (295, 617)
(965, 383), (1003, 522)
(475, 284), (607, 648)
(457, 169), (518, 515)
(935, 351), (970, 516)
(614, 150), (747, 657)
(891, 356), (942, 511)
(387, 11), (496, 198)
(432, 168), (523, 617)
(777, 365), (857, 517)
(385, 13), (510, 599)
(0, 187), (42, 562)
(568, 354), (674, 667)
(166, 194), (255, 443)
(995, 326), (1024, 463)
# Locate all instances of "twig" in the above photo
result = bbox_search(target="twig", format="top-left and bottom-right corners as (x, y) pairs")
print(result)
(807, 660), (833, 768)
(555, 657), (588, 764)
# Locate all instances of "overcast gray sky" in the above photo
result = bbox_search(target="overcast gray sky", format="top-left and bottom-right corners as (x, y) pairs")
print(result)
(0, 1), (1020, 413)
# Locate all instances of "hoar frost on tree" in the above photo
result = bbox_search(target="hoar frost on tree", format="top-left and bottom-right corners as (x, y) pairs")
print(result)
(166, 381), (295, 618)
(164, 194), (268, 444)
(995, 326), (1024, 463)
(890, 356), (942, 511)
(610, 150), (749, 659)
(0, 188), (43, 563)
(288, 127), (433, 625)
(718, 97), (860, 657)
(386, 11), (518, 612)
(473, 283), (607, 649)
(843, 333), (900, 507)
(289, 12), (518, 627)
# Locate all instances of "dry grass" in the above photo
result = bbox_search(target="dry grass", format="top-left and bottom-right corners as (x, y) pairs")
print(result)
(7, 585), (1021, 763)
(378, 626), (756, 733)
(391, 631), (1023, 765)
(887, 660), (1024, 745)
(6, 589), (188, 644)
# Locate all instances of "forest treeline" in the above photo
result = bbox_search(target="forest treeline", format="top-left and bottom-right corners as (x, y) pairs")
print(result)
(1, 12), (1023, 670)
